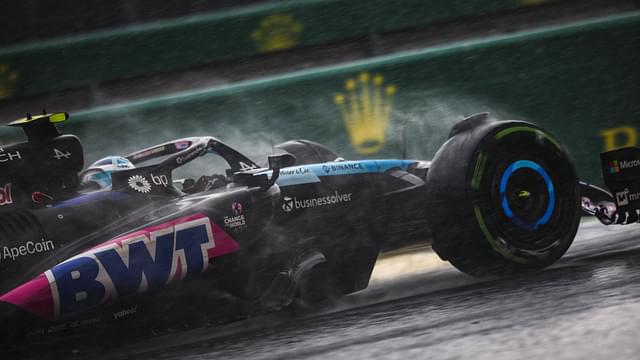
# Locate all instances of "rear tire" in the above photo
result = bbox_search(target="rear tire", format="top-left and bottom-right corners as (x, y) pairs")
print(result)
(426, 114), (581, 276)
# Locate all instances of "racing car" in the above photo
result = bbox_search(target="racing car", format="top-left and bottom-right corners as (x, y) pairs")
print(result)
(0, 111), (637, 345)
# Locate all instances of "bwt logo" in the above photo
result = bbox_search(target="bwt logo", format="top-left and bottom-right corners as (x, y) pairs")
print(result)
(616, 188), (640, 207)
(46, 216), (216, 317)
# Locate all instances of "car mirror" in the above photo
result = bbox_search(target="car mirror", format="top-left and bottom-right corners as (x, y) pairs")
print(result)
(269, 153), (296, 168)
(233, 172), (270, 188)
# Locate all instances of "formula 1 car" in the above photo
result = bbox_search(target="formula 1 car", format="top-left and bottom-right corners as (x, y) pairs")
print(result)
(0, 112), (637, 345)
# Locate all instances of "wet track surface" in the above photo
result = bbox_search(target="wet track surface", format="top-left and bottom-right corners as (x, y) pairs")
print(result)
(21, 219), (640, 359)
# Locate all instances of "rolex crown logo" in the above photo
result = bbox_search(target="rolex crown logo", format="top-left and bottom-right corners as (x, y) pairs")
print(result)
(251, 14), (303, 53)
(0, 63), (19, 100)
(334, 72), (397, 155)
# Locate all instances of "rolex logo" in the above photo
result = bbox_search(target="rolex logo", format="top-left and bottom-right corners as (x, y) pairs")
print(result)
(0, 64), (18, 100)
(334, 72), (397, 155)
(251, 14), (303, 53)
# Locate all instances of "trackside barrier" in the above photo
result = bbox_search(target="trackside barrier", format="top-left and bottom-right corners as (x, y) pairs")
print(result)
(1, 12), (638, 184)
(0, 0), (267, 46)
(0, 0), (555, 99)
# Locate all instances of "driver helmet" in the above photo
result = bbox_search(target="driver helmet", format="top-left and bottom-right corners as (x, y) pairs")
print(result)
(81, 156), (135, 189)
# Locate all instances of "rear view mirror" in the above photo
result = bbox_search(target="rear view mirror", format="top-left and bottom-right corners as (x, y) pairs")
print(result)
(268, 153), (296, 169)
(233, 172), (270, 189)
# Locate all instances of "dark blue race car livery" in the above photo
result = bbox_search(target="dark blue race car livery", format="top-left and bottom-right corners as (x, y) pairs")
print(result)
(0, 112), (637, 345)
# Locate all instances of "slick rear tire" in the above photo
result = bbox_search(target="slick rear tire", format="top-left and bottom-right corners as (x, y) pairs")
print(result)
(426, 114), (581, 276)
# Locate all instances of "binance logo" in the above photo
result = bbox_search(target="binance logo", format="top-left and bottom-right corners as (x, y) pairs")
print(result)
(251, 14), (303, 53)
(0, 64), (18, 100)
(334, 72), (397, 155)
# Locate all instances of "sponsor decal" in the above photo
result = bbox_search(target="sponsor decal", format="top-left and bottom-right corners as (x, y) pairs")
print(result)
(274, 160), (416, 187)
(276, 166), (320, 187)
(116, 159), (133, 169)
(0, 214), (241, 319)
(224, 201), (247, 231)
(128, 175), (152, 193)
(280, 167), (311, 176)
(232, 201), (243, 215)
(175, 141), (190, 150)
(252, 14), (303, 53)
(334, 72), (396, 155)
(223, 215), (246, 229)
(150, 173), (169, 187)
(609, 160), (621, 174)
(0, 148), (21, 162)
(281, 191), (352, 212)
(2, 238), (55, 261)
(132, 146), (165, 160)
(616, 188), (640, 206)
(321, 162), (364, 174)
(176, 146), (203, 165)
(32, 191), (54, 204)
(620, 159), (640, 170)
(113, 305), (138, 320)
(0, 183), (12, 206)
(609, 159), (640, 174)
(40, 316), (102, 335)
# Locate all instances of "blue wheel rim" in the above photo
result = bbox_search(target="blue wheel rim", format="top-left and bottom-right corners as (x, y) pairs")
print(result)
(499, 160), (555, 230)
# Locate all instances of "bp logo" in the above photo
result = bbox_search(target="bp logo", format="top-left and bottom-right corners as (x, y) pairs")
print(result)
(334, 72), (397, 155)
(251, 14), (303, 53)
(0, 64), (18, 100)
(128, 175), (152, 193)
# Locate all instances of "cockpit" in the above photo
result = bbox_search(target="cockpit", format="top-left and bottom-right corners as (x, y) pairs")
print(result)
(80, 137), (260, 195)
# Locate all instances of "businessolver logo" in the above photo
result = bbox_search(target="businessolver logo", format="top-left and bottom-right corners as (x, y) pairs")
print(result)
(251, 14), (303, 53)
(334, 72), (397, 155)
(0, 63), (18, 100)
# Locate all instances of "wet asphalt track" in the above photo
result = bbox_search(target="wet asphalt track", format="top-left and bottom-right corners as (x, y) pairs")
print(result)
(23, 219), (640, 359)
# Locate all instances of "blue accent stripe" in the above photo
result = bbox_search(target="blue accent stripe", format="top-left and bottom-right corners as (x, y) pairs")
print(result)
(52, 191), (129, 208)
(272, 160), (417, 187)
(499, 160), (555, 230)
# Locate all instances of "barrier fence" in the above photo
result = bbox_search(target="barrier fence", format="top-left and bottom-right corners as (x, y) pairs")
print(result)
(0, 0), (555, 99)
(1, 12), (638, 185)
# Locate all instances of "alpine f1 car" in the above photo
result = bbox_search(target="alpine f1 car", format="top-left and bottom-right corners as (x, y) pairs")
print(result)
(0, 111), (637, 344)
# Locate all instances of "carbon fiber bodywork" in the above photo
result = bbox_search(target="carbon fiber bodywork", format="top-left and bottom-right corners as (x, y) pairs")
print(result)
(0, 127), (432, 342)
